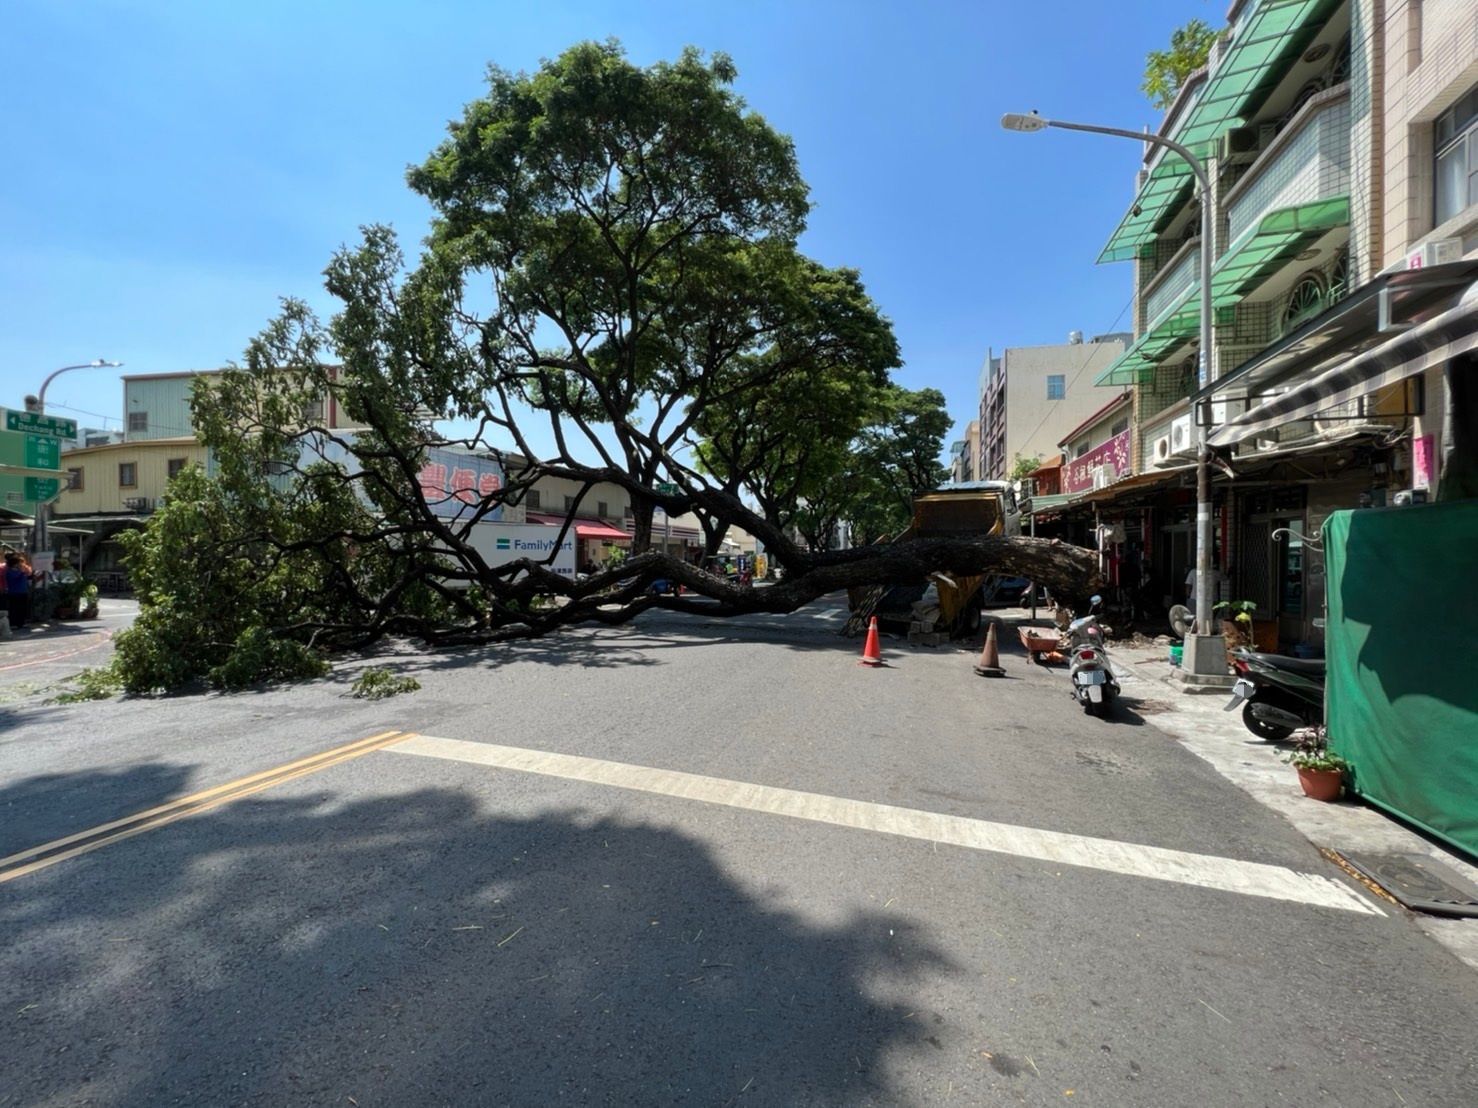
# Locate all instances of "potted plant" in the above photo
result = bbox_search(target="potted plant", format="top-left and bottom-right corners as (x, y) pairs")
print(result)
(1285, 729), (1349, 801)
(1214, 599), (1257, 659)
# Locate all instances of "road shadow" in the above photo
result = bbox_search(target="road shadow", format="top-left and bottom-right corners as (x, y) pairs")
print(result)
(0, 762), (194, 858)
(1, 767), (952, 1106)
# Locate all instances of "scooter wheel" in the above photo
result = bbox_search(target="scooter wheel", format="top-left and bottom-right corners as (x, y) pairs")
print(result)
(1242, 701), (1293, 741)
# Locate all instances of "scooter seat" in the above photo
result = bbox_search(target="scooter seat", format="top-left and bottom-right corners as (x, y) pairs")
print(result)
(1238, 650), (1325, 675)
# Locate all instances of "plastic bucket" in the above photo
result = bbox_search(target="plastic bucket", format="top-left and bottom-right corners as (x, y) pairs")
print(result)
(1169, 644), (1183, 667)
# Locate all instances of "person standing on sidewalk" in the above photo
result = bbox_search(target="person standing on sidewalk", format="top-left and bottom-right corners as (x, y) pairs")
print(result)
(4, 552), (32, 629)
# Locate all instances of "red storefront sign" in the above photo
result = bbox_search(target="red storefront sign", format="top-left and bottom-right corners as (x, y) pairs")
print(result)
(1062, 430), (1132, 494)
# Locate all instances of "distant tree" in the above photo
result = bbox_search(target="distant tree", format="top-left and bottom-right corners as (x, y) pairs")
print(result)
(1009, 453), (1044, 481)
(1142, 19), (1222, 111)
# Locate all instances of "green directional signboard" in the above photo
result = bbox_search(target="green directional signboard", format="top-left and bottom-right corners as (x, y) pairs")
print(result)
(3, 407), (77, 439)
(0, 408), (69, 515)
(656, 481), (680, 496)
(0, 430), (62, 471)
(0, 474), (61, 509)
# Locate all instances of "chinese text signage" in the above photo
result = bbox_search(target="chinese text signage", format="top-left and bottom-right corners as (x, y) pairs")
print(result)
(1062, 430), (1132, 495)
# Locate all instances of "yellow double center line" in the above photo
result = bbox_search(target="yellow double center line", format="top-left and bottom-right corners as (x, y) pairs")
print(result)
(0, 730), (413, 884)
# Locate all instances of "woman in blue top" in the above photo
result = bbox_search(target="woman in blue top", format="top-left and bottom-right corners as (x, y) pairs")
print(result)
(4, 552), (31, 629)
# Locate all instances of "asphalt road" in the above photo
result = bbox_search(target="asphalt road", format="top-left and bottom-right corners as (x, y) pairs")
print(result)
(2, 600), (1476, 1106)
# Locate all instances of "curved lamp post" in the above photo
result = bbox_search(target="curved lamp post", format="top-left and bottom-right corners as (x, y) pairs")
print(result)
(1002, 112), (1220, 675)
(30, 359), (123, 555)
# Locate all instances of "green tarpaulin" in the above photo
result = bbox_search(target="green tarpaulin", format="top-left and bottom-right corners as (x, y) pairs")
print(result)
(1324, 502), (1478, 859)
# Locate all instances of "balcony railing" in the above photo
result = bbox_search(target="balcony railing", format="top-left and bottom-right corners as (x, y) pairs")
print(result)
(1143, 239), (1201, 328)
(1225, 85), (1351, 244)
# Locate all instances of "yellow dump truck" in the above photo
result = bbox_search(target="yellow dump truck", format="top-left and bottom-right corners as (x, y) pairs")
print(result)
(846, 482), (1022, 638)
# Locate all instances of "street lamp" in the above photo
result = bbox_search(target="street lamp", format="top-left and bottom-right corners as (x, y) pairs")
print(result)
(29, 359), (124, 556)
(1002, 112), (1221, 678)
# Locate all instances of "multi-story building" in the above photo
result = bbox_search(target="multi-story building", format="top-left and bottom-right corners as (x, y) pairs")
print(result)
(976, 334), (1129, 480)
(948, 420), (982, 484)
(1063, 0), (1477, 649)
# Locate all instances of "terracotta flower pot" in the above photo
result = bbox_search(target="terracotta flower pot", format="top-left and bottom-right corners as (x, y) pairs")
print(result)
(1296, 766), (1344, 801)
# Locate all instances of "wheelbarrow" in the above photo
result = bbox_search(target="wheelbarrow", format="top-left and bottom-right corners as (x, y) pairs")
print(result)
(1018, 626), (1064, 666)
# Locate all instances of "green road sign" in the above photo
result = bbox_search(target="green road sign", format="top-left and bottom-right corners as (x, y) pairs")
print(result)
(0, 473), (60, 510)
(2, 407), (78, 440)
(656, 481), (679, 496)
(0, 429), (61, 470)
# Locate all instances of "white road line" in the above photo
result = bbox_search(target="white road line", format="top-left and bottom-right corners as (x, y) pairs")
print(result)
(388, 734), (1381, 916)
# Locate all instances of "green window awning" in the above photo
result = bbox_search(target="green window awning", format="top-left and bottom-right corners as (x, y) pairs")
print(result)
(1098, 0), (1343, 264)
(1210, 195), (1350, 308)
(1095, 195), (1350, 387)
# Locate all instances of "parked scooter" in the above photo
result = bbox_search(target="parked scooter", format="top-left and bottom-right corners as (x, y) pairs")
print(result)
(1223, 648), (1325, 740)
(1067, 597), (1119, 717)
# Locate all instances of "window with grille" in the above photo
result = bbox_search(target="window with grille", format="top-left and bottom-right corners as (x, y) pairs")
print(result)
(1046, 374), (1065, 400)
(1435, 86), (1478, 225)
(300, 398), (325, 423)
(167, 458), (187, 479)
(1111, 417), (1129, 436)
(67, 467), (83, 491)
(119, 463), (137, 487)
(127, 411), (148, 433)
(526, 489), (541, 511)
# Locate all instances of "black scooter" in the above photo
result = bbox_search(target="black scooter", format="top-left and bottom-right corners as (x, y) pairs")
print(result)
(1224, 648), (1325, 740)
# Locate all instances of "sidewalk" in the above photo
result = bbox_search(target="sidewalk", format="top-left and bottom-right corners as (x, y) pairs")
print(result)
(0, 600), (134, 684)
(1107, 632), (1478, 970)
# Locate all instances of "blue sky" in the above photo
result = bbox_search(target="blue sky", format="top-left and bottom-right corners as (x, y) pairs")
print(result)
(1, 0), (1214, 453)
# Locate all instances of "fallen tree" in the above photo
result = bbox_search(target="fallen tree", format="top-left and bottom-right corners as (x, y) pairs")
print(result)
(110, 42), (1096, 692)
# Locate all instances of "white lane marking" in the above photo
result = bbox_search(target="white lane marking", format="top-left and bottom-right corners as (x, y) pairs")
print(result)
(389, 734), (1381, 916)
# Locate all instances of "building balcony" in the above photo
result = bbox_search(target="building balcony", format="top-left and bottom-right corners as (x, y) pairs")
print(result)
(1224, 84), (1350, 244)
(1143, 239), (1202, 329)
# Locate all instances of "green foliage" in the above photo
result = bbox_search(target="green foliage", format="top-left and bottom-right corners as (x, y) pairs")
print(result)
(792, 386), (951, 548)
(109, 465), (384, 693)
(50, 666), (123, 704)
(1285, 730), (1350, 773)
(207, 627), (331, 690)
(1214, 599), (1258, 624)
(1142, 19), (1222, 110)
(1009, 454), (1043, 481)
(350, 667), (421, 699)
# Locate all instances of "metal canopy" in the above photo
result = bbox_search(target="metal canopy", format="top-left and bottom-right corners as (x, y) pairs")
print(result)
(1193, 259), (1478, 402)
(1210, 195), (1350, 309)
(1099, 0), (1343, 264)
(1210, 285), (1478, 446)
(1093, 324), (1196, 388)
(1095, 197), (1350, 387)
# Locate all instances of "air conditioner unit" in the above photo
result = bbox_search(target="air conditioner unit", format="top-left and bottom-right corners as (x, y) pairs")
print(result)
(1169, 414), (1195, 455)
(124, 496), (152, 512)
(1405, 238), (1461, 270)
(1257, 122), (1279, 149)
(1152, 435), (1173, 465)
(1218, 126), (1262, 165)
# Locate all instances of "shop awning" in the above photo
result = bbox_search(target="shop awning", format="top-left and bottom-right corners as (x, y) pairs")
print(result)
(1096, 198), (1351, 388)
(1194, 258), (1478, 403)
(1100, 0), (1344, 263)
(1025, 493), (1074, 516)
(1211, 283), (1478, 446)
(573, 520), (632, 542)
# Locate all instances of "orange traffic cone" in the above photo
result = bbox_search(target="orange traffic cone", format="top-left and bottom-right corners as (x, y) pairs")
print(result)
(859, 616), (885, 667)
(974, 621), (1005, 677)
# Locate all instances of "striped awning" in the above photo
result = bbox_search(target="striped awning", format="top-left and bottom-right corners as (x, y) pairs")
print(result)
(1209, 284), (1478, 446)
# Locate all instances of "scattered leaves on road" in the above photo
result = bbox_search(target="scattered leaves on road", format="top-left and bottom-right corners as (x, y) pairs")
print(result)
(349, 667), (420, 699)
